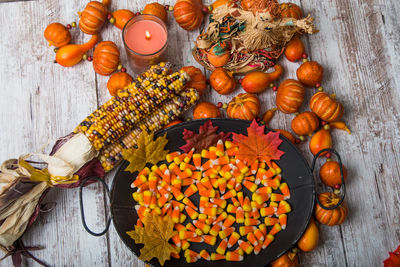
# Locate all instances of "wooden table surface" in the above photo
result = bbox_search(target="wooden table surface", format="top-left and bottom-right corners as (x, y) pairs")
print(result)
(0, 0), (399, 266)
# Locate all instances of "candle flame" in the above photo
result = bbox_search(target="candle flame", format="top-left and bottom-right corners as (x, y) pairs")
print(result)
(145, 30), (151, 40)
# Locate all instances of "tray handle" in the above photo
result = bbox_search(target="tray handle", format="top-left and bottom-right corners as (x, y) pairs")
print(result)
(79, 176), (111, 236)
(311, 148), (346, 210)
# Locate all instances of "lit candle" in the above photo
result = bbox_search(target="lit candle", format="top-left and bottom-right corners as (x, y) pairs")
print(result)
(123, 15), (168, 73)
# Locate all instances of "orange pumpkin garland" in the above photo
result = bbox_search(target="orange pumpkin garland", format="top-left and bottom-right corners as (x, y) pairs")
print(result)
(79, 1), (108, 35)
(210, 68), (236, 95)
(310, 91), (344, 122)
(107, 72), (133, 96)
(93, 41), (120, 76)
(174, 0), (204, 31)
(276, 79), (305, 114)
(227, 93), (260, 120)
(315, 192), (348, 226)
(44, 23), (71, 48)
(180, 66), (207, 95)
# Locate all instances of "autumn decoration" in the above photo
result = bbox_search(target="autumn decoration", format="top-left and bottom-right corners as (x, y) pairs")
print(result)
(280, 2), (303, 19)
(276, 129), (296, 144)
(285, 36), (305, 62)
(112, 9), (135, 30)
(227, 93), (260, 120)
(193, 101), (221, 120)
(271, 251), (299, 267)
(291, 111), (320, 136)
(173, 0), (204, 31)
(310, 91), (344, 122)
(276, 79), (305, 114)
(319, 161), (348, 188)
(296, 61), (324, 87)
(56, 34), (99, 67)
(297, 218), (319, 252)
(242, 65), (284, 93)
(44, 23), (72, 48)
(315, 192), (348, 226)
(262, 108), (278, 126)
(78, 1), (109, 35)
(143, 2), (168, 22)
(93, 41), (120, 76)
(180, 66), (207, 95)
(210, 68), (236, 95)
(309, 129), (332, 156)
(207, 44), (231, 67)
(211, 0), (237, 11)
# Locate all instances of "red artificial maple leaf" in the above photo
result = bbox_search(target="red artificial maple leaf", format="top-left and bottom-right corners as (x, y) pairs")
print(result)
(384, 245), (400, 267)
(232, 120), (285, 166)
(180, 120), (231, 153)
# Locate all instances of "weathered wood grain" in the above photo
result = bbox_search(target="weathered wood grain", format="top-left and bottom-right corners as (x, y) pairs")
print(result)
(0, 0), (399, 266)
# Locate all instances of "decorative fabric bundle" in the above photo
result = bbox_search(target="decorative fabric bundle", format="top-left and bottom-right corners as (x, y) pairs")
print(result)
(0, 63), (200, 265)
(193, 2), (317, 74)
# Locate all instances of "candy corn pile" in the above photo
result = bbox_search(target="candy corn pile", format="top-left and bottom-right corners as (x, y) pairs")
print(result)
(131, 139), (291, 263)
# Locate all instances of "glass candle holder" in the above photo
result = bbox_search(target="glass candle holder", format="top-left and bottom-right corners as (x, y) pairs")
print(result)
(122, 14), (168, 73)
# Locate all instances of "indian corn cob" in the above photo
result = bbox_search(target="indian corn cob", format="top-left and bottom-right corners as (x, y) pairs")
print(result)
(74, 63), (190, 150)
(99, 88), (199, 171)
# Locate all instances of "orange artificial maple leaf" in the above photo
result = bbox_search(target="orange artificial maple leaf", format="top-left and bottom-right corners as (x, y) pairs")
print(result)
(232, 120), (285, 166)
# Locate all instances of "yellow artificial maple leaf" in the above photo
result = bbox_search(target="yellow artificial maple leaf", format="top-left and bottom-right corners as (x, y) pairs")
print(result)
(126, 213), (177, 266)
(122, 131), (169, 173)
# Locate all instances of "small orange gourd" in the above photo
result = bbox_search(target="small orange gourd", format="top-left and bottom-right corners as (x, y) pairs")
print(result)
(107, 72), (133, 96)
(44, 23), (71, 48)
(207, 46), (230, 67)
(276, 79), (305, 114)
(193, 102), (221, 119)
(227, 93), (260, 120)
(241, 0), (274, 13)
(291, 111), (320, 136)
(112, 9), (135, 30)
(143, 3), (168, 23)
(320, 161), (348, 188)
(310, 91), (344, 122)
(212, 0), (237, 11)
(93, 41), (120, 76)
(79, 1), (108, 35)
(297, 218), (319, 252)
(315, 192), (348, 226)
(242, 65), (284, 94)
(296, 61), (324, 87)
(210, 68), (236, 95)
(180, 66), (207, 95)
(56, 34), (99, 67)
(285, 36), (305, 62)
(309, 129), (332, 156)
(174, 0), (204, 31)
(280, 2), (302, 19)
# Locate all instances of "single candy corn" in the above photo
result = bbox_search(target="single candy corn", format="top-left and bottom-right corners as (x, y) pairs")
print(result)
(166, 152), (181, 162)
(200, 206), (217, 217)
(131, 175), (147, 188)
(191, 171), (202, 180)
(184, 184), (198, 197)
(231, 197), (240, 207)
(211, 198), (227, 209)
(219, 226), (235, 239)
(217, 178), (227, 194)
(262, 234), (275, 249)
(254, 242), (262, 255)
(211, 253), (225, 261)
(265, 217), (279, 226)
(185, 255), (198, 263)
(239, 226), (256, 236)
(172, 207), (180, 223)
(179, 213), (187, 223)
(260, 206), (277, 217)
(175, 223), (186, 232)
(226, 251), (244, 261)
(216, 238), (228, 255)
(172, 233), (181, 247)
(263, 178), (280, 188)
(243, 196), (252, 212)
(215, 211), (228, 224)
(179, 230), (197, 240)
(228, 231), (240, 248)
(279, 214), (287, 229)
(237, 191), (244, 206)
(216, 140), (225, 157)
(277, 200), (292, 215)
(256, 186), (272, 196)
(200, 249), (211, 261)
(185, 206), (199, 220)
(238, 240), (254, 255)
(170, 186), (184, 201)
(184, 147), (195, 163)
(279, 182), (291, 199)
(247, 232), (259, 246)
(174, 153), (186, 165)
(269, 223), (282, 236)
(243, 180), (258, 192)
(193, 153), (202, 169)
(188, 236), (203, 243)
(210, 223), (222, 236)
(227, 204), (238, 214)
(254, 228), (265, 241)
(271, 193), (285, 202)
(222, 189), (237, 199)
(183, 197), (197, 210)
(181, 239), (190, 250)
(209, 146), (217, 160)
(171, 246), (180, 259)
(185, 222), (196, 232)
(223, 215), (236, 228)
(171, 200), (184, 211)
(236, 207), (245, 223)
(203, 235), (217, 246)
(199, 189), (216, 198)
(259, 224), (267, 235)
(193, 220), (210, 234)
(184, 249), (200, 259)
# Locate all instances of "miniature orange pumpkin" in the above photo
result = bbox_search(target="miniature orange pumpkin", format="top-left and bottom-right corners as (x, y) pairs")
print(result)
(227, 93), (260, 120)
(285, 36), (304, 62)
(79, 1), (108, 35)
(242, 65), (284, 94)
(320, 161), (348, 188)
(164, 120), (183, 129)
(291, 111), (319, 136)
(44, 23), (71, 48)
(207, 46), (231, 67)
(276, 79), (305, 114)
(174, 0), (204, 31)
(210, 68), (236, 95)
(310, 91), (344, 122)
(93, 41), (120, 76)
(143, 3), (168, 23)
(276, 129), (296, 144)
(297, 218), (319, 252)
(112, 9), (135, 30)
(315, 192), (348, 226)
(107, 72), (133, 96)
(193, 102), (221, 119)
(271, 252), (299, 267)
(309, 129), (332, 156)
(212, 0), (237, 11)
(296, 61), (324, 87)
(181, 66), (207, 95)
(280, 2), (302, 19)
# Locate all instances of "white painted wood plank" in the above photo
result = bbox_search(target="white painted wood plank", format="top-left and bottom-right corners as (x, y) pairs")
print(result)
(0, 0), (109, 266)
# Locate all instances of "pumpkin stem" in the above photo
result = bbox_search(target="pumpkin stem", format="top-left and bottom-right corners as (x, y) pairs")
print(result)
(80, 34), (100, 53)
(77, 11), (82, 17)
(330, 93), (336, 99)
